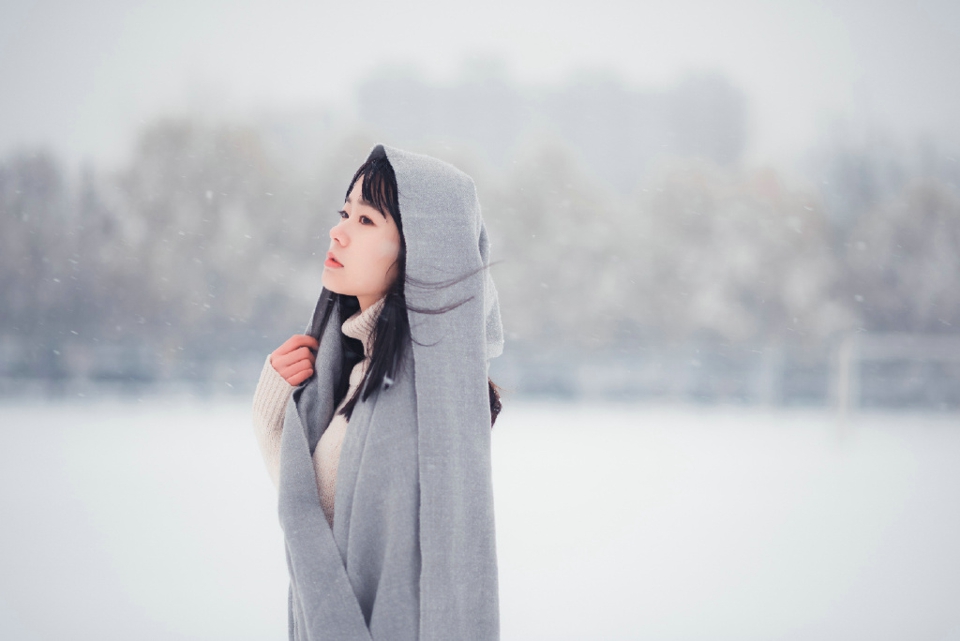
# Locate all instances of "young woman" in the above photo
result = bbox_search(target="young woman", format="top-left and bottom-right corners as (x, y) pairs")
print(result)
(252, 144), (504, 641)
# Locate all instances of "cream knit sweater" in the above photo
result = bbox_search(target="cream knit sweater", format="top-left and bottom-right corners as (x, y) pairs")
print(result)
(251, 296), (386, 528)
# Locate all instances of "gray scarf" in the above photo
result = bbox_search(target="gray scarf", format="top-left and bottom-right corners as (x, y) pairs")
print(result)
(277, 144), (504, 641)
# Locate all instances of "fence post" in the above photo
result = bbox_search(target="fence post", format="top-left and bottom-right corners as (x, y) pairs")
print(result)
(834, 333), (860, 416)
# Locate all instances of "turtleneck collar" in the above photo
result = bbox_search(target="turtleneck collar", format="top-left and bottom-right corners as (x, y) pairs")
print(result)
(341, 296), (386, 358)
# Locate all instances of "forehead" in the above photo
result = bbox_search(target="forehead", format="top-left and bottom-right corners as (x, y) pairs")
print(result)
(347, 175), (365, 199)
(346, 175), (392, 219)
(346, 178), (372, 206)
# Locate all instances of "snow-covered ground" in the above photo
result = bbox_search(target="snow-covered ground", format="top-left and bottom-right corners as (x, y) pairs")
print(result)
(1, 398), (958, 640)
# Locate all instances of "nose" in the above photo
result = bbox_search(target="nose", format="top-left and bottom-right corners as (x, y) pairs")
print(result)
(329, 220), (348, 246)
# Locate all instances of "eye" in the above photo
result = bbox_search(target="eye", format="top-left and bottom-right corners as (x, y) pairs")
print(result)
(338, 210), (348, 219)
(359, 215), (374, 225)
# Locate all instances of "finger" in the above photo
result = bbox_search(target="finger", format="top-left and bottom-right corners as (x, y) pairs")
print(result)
(280, 360), (314, 384)
(278, 358), (314, 381)
(286, 368), (314, 386)
(272, 340), (317, 366)
(280, 347), (316, 370)
(273, 346), (317, 370)
(278, 334), (319, 355)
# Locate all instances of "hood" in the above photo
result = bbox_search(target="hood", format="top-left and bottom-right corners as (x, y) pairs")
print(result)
(380, 144), (503, 362)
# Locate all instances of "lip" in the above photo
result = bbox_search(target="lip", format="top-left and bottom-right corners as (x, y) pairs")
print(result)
(324, 252), (343, 268)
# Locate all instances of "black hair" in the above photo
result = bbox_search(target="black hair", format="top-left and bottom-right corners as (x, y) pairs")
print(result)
(331, 146), (502, 427)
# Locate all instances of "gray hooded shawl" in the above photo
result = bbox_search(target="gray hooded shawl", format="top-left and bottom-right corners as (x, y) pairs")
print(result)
(277, 144), (504, 641)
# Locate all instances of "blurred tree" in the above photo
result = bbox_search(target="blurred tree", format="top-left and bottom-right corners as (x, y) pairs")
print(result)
(634, 159), (854, 343)
(3, 109), (955, 394)
(114, 119), (314, 359)
(483, 140), (851, 349)
(845, 180), (960, 332)
(808, 130), (909, 234)
(0, 151), (72, 376)
(482, 137), (627, 348)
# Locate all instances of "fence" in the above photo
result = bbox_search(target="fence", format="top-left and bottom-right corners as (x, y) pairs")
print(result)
(833, 333), (960, 413)
(2, 333), (958, 410)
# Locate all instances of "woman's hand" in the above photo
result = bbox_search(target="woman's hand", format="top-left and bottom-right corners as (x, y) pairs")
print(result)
(270, 335), (320, 386)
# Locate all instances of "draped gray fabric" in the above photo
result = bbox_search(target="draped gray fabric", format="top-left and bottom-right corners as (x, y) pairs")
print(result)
(277, 144), (504, 641)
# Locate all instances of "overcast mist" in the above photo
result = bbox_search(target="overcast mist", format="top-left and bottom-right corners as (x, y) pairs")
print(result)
(2, 0), (960, 169)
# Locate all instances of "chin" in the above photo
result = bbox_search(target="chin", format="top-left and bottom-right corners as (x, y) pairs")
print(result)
(321, 271), (341, 293)
(322, 273), (356, 298)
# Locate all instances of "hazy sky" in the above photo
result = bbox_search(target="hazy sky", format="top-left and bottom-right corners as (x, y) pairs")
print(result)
(1, 0), (958, 169)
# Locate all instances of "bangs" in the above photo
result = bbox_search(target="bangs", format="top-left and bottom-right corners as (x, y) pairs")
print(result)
(361, 164), (396, 220)
(346, 145), (401, 225)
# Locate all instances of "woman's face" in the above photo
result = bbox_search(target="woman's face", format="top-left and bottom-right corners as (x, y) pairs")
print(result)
(322, 176), (401, 311)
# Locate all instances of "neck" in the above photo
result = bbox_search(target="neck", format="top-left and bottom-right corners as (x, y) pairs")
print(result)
(342, 294), (387, 359)
(357, 294), (380, 313)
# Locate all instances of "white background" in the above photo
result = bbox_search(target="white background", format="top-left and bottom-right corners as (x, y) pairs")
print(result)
(2, 398), (958, 639)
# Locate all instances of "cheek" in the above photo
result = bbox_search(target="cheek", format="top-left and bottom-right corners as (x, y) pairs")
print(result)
(376, 238), (400, 263)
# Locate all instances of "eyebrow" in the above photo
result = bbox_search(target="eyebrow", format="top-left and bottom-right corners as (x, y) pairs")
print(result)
(345, 193), (377, 207)
(343, 194), (389, 219)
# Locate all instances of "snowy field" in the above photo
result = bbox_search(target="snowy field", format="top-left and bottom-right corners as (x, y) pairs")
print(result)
(1, 397), (958, 640)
